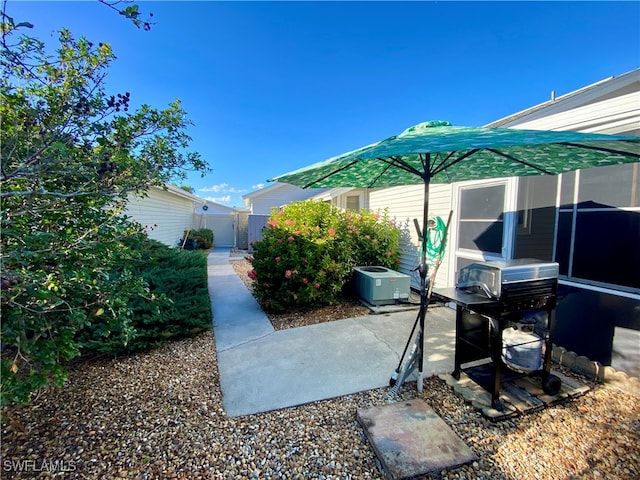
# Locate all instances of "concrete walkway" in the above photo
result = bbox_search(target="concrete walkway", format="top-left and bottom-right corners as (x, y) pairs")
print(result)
(208, 248), (456, 417)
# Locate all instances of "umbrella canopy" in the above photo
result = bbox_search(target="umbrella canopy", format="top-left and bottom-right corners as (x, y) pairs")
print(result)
(270, 121), (640, 189)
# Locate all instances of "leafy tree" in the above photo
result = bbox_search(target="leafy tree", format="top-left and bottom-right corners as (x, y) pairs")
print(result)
(97, 0), (155, 31)
(0, 5), (210, 405)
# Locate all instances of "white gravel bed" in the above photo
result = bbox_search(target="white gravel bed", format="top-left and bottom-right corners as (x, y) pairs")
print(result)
(2, 330), (639, 479)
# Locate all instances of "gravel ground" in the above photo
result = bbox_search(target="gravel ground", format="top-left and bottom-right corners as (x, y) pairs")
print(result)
(2, 258), (639, 479)
(229, 257), (371, 330)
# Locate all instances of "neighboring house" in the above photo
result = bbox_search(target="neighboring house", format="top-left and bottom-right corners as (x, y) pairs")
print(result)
(243, 182), (330, 214)
(361, 68), (639, 375)
(311, 187), (369, 212)
(242, 182), (330, 248)
(242, 183), (369, 247)
(125, 184), (206, 247)
(125, 184), (247, 248)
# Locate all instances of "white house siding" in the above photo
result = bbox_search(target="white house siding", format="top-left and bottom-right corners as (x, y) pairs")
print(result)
(486, 71), (639, 134)
(369, 184), (453, 291)
(506, 92), (639, 134)
(196, 203), (235, 215)
(314, 188), (368, 212)
(125, 187), (197, 247)
(245, 183), (328, 215)
(491, 91), (639, 134)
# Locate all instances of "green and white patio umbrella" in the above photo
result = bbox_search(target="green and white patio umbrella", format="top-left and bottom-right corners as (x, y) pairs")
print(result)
(271, 120), (639, 269)
(269, 120), (640, 391)
(271, 119), (639, 274)
(271, 120), (639, 186)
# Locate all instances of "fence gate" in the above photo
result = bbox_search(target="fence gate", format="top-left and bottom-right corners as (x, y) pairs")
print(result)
(248, 214), (269, 251)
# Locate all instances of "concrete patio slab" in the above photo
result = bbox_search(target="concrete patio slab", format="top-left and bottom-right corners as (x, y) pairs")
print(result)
(208, 247), (457, 417)
(217, 308), (456, 417)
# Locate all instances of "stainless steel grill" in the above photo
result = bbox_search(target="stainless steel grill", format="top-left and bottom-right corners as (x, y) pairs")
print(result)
(456, 259), (558, 313)
(434, 259), (561, 411)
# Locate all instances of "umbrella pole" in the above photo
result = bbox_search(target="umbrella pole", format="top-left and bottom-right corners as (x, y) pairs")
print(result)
(416, 176), (430, 392)
(389, 176), (431, 394)
(388, 208), (452, 397)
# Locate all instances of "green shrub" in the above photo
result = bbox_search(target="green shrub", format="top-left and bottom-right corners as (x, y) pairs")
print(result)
(183, 228), (214, 249)
(1, 225), (150, 406)
(77, 240), (212, 354)
(249, 201), (401, 313)
(0, 4), (209, 406)
(344, 209), (401, 268)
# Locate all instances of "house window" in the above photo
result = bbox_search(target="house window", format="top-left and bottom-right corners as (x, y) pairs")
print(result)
(346, 195), (360, 212)
(457, 183), (505, 254)
(555, 164), (640, 291)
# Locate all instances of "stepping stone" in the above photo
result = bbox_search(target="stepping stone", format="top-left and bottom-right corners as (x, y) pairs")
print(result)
(357, 399), (477, 480)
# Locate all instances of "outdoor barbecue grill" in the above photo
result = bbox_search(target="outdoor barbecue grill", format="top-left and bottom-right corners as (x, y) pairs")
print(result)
(434, 258), (561, 411)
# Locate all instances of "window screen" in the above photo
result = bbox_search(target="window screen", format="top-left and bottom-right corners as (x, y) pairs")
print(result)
(555, 212), (573, 276)
(572, 210), (640, 288)
(346, 195), (360, 212)
(460, 185), (505, 219)
(579, 163), (640, 208)
(458, 184), (505, 254)
(560, 171), (576, 208)
(555, 164), (640, 291)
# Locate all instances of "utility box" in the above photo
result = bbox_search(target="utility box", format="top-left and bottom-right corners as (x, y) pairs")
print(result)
(353, 266), (411, 306)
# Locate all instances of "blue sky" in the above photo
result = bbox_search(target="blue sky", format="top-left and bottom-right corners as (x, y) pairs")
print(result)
(8, 1), (640, 207)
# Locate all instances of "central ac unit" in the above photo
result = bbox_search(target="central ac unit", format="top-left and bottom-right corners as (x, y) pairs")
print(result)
(353, 266), (411, 306)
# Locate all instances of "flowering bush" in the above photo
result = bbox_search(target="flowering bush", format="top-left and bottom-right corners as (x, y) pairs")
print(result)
(343, 209), (400, 268)
(249, 200), (401, 313)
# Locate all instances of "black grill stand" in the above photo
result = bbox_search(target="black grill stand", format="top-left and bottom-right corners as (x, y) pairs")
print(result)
(434, 284), (560, 411)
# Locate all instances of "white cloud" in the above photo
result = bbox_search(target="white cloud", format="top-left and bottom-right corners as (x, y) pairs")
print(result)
(251, 183), (265, 190)
(206, 195), (232, 204)
(199, 183), (247, 194)
(200, 183), (229, 193)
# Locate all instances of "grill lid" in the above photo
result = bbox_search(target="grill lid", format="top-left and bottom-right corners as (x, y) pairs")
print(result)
(457, 259), (559, 299)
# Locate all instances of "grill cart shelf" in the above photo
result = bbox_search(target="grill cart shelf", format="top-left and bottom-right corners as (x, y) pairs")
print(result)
(434, 266), (561, 411)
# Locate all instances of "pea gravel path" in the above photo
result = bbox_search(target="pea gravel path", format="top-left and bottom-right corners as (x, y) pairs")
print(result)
(2, 330), (639, 479)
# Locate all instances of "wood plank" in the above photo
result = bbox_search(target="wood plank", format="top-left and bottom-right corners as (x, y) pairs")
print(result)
(513, 370), (590, 407)
(500, 382), (544, 413)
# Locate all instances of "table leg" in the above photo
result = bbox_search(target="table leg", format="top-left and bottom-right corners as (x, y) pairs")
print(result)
(452, 305), (463, 379)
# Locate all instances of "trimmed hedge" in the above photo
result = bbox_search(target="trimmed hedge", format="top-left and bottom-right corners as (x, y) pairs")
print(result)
(77, 240), (212, 354)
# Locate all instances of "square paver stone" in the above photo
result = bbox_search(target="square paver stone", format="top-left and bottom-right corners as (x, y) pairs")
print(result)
(357, 399), (477, 479)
